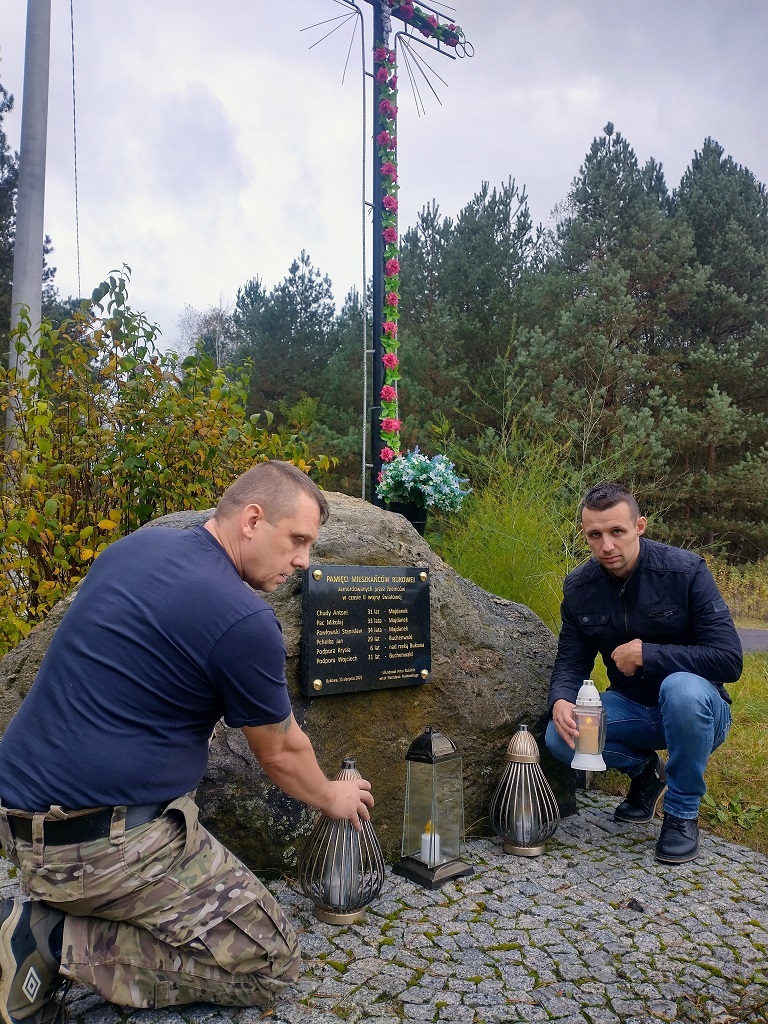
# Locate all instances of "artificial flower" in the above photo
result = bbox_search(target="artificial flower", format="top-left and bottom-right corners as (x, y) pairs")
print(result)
(376, 448), (471, 513)
(374, 46), (388, 62)
(385, 257), (400, 275)
(382, 227), (398, 244)
(380, 162), (398, 180)
(381, 384), (397, 402)
(377, 130), (392, 146)
(381, 446), (396, 462)
(381, 418), (402, 433)
(376, 67), (389, 83)
(382, 351), (399, 366)
(379, 99), (397, 118)
(383, 196), (398, 213)
(386, 292), (399, 307)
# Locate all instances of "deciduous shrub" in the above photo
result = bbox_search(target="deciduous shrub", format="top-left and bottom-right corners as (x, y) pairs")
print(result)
(0, 270), (332, 654)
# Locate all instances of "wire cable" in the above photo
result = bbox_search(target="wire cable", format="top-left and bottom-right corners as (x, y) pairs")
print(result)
(354, 4), (369, 499)
(69, 0), (81, 300)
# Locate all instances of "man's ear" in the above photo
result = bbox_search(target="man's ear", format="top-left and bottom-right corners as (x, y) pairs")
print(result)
(242, 503), (265, 537)
(636, 515), (648, 537)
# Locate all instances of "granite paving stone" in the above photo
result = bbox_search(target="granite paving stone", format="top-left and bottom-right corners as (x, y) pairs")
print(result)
(3, 791), (768, 1023)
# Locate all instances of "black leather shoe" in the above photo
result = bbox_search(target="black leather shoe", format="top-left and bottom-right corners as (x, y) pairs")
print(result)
(613, 752), (667, 823)
(655, 813), (700, 863)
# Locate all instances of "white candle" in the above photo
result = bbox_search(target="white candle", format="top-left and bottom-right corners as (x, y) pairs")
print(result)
(420, 822), (441, 866)
(322, 861), (343, 908)
(576, 713), (599, 754)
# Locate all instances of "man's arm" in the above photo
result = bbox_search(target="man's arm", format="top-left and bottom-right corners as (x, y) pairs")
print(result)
(547, 594), (600, 747)
(547, 597), (599, 713)
(640, 560), (743, 684)
(243, 714), (374, 830)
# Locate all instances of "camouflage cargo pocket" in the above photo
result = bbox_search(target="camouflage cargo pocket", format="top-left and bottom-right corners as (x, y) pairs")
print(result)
(20, 846), (86, 903)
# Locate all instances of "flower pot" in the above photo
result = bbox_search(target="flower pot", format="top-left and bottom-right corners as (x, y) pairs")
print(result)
(387, 500), (427, 536)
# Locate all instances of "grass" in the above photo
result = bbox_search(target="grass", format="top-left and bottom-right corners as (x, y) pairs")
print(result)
(433, 440), (581, 633)
(589, 653), (768, 856)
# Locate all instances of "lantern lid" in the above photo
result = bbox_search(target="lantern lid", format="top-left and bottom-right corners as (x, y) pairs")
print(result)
(506, 724), (541, 763)
(575, 679), (602, 707)
(335, 757), (362, 781)
(406, 726), (458, 763)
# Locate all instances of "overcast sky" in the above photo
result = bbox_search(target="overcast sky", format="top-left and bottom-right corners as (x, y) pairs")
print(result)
(1, 0), (767, 350)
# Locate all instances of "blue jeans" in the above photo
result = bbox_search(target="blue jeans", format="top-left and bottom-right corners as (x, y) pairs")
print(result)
(545, 673), (732, 818)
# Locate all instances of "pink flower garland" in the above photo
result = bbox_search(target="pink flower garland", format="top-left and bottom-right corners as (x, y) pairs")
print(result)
(376, 44), (402, 457)
(387, 1), (464, 47)
(376, 8), (465, 461)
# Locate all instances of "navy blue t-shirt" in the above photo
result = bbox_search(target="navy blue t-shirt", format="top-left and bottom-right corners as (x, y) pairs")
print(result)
(0, 526), (292, 810)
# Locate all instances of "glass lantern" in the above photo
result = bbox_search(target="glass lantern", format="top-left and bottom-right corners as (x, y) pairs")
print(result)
(392, 726), (474, 889)
(489, 724), (560, 856)
(298, 757), (386, 924)
(571, 679), (607, 771)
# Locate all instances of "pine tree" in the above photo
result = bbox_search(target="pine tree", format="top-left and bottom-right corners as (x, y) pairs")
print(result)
(233, 251), (337, 418)
(511, 125), (701, 487)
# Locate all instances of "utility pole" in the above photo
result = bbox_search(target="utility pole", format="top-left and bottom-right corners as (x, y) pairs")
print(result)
(8, 0), (51, 388)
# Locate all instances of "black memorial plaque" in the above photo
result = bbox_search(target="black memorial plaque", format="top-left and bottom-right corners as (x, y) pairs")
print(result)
(301, 565), (431, 696)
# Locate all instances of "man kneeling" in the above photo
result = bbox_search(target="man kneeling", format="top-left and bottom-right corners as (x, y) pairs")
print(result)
(0, 461), (374, 1023)
(545, 482), (741, 864)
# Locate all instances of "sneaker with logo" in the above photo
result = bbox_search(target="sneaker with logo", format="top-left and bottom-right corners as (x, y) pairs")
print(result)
(0, 899), (66, 1024)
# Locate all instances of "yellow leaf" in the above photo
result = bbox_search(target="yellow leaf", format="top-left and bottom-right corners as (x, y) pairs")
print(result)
(108, 509), (122, 522)
(81, 548), (94, 560)
(97, 519), (118, 531)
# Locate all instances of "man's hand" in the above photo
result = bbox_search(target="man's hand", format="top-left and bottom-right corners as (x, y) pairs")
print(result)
(322, 779), (374, 832)
(612, 639), (643, 676)
(244, 715), (375, 831)
(552, 698), (579, 749)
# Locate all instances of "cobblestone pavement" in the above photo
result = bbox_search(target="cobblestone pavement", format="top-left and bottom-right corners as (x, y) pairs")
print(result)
(2, 792), (767, 1024)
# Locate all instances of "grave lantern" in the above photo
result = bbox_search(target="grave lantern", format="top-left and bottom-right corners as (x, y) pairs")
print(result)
(392, 726), (474, 889)
(571, 679), (607, 771)
(489, 724), (560, 856)
(298, 757), (385, 924)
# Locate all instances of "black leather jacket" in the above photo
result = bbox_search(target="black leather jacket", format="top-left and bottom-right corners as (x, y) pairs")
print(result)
(548, 537), (742, 712)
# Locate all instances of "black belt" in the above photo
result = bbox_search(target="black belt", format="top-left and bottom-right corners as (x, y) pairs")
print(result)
(8, 803), (167, 845)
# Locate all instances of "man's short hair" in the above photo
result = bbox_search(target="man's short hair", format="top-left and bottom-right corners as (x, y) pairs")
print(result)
(580, 482), (641, 521)
(215, 461), (330, 525)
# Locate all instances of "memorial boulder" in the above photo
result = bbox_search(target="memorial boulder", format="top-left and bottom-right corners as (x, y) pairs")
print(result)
(0, 491), (574, 872)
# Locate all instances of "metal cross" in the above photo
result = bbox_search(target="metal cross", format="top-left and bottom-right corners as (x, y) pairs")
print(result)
(307, 1), (473, 502)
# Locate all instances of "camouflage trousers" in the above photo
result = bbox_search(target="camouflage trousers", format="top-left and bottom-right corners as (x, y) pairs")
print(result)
(0, 796), (300, 1009)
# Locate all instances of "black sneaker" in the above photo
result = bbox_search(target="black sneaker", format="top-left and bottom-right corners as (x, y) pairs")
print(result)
(0, 899), (65, 1024)
(655, 813), (700, 864)
(613, 752), (667, 824)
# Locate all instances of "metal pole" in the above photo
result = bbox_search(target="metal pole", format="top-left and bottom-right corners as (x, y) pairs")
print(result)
(369, 0), (386, 504)
(8, 0), (52, 384)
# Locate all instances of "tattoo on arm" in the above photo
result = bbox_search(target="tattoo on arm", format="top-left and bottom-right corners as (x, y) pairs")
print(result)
(266, 714), (292, 735)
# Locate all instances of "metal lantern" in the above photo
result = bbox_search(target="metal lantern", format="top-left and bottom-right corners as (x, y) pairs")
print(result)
(571, 679), (607, 771)
(298, 757), (385, 924)
(489, 724), (560, 856)
(392, 726), (474, 889)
